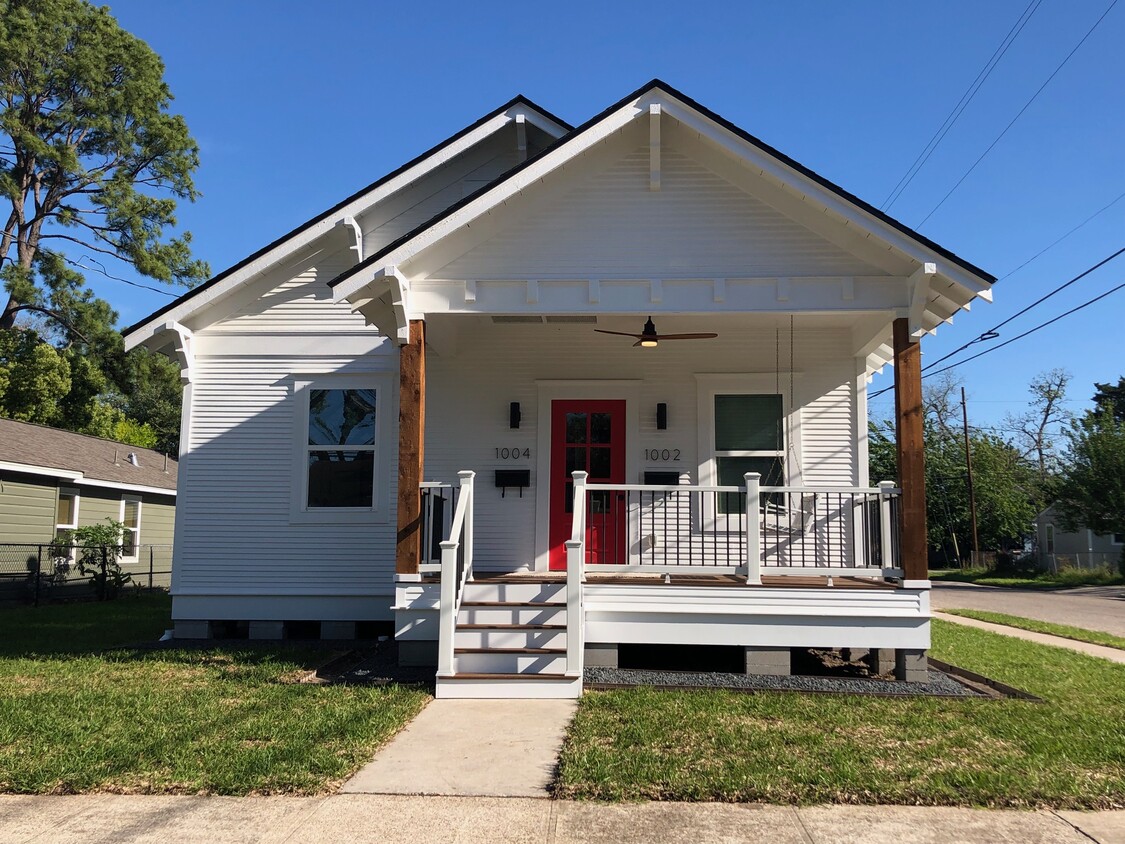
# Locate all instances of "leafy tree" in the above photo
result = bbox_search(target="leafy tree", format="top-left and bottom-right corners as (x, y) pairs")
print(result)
(1055, 402), (1125, 573)
(0, 0), (206, 447)
(72, 518), (132, 600)
(870, 375), (1040, 564)
(1091, 377), (1125, 423)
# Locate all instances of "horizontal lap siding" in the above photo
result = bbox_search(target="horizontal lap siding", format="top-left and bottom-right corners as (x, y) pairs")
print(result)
(426, 322), (859, 571)
(0, 474), (57, 544)
(435, 126), (883, 280)
(177, 353), (398, 595)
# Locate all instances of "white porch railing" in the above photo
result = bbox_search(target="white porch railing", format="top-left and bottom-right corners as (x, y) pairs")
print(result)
(579, 474), (902, 579)
(565, 472), (589, 676)
(436, 471), (475, 677)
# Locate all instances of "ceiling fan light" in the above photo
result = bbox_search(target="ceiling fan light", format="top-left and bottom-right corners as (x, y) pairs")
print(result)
(640, 337), (658, 348)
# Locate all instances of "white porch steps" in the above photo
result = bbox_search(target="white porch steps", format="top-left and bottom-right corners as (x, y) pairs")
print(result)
(436, 581), (581, 699)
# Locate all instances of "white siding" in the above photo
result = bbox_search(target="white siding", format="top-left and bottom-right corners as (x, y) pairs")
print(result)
(431, 122), (885, 282)
(425, 319), (859, 571)
(175, 347), (398, 599)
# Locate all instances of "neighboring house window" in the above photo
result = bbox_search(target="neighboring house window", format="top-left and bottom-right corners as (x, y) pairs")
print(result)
(306, 388), (378, 508)
(56, 487), (79, 533)
(1045, 524), (1055, 554)
(1114, 533), (1124, 545)
(120, 496), (142, 561)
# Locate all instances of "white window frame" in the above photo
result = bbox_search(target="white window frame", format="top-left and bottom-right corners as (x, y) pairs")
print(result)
(56, 486), (80, 533)
(289, 373), (393, 525)
(696, 374), (803, 529)
(1045, 524), (1055, 555)
(119, 495), (142, 562)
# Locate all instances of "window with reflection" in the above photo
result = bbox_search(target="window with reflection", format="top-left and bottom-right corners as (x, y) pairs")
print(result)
(306, 388), (377, 508)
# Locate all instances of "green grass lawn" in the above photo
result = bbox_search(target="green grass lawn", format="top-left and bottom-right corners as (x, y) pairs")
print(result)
(940, 608), (1125, 651)
(555, 620), (1125, 808)
(930, 568), (1124, 589)
(0, 595), (429, 795)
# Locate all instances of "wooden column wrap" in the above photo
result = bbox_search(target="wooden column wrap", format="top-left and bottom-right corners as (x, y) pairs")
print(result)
(893, 318), (927, 581)
(396, 319), (426, 575)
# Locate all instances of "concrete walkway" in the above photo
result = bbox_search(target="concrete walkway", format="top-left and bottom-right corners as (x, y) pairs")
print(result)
(340, 699), (577, 797)
(936, 611), (1125, 664)
(1, 795), (1122, 843)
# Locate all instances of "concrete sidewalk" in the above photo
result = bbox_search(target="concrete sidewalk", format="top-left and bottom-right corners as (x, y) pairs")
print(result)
(341, 699), (577, 797)
(1, 795), (1122, 843)
(936, 611), (1125, 664)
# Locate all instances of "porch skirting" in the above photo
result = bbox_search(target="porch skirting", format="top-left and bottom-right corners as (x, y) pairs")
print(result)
(394, 578), (931, 656)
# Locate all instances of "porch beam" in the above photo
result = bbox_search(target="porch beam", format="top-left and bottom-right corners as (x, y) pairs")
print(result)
(893, 318), (927, 581)
(907, 263), (937, 336)
(396, 319), (427, 575)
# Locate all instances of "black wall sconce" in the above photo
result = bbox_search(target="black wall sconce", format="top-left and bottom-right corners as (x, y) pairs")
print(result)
(509, 402), (521, 429)
(656, 402), (668, 430)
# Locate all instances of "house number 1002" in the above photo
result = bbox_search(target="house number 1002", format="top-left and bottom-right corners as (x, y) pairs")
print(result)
(495, 447), (531, 460)
(645, 448), (681, 462)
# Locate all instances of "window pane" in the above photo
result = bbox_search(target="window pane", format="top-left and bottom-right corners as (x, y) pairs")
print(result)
(308, 389), (377, 446)
(565, 447), (586, 475)
(122, 528), (138, 557)
(717, 456), (784, 514)
(565, 413), (587, 444)
(308, 451), (374, 507)
(589, 447), (610, 479)
(122, 500), (140, 529)
(57, 494), (74, 526)
(714, 395), (782, 451)
(590, 413), (611, 444)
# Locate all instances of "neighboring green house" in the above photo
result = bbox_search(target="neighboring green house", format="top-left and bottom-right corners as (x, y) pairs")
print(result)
(0, 418), (177, 586)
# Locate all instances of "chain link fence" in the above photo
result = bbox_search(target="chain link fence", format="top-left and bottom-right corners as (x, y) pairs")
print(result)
(0, 543), (172, 605)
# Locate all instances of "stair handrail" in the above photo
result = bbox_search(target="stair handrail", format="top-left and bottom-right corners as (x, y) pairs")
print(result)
(437, 470), (475, 677)
(565, 471), (588, 677)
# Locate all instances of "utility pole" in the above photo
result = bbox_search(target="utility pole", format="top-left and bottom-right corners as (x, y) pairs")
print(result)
(961, 387), (980, 568)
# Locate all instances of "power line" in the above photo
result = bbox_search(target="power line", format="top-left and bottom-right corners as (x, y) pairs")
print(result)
(916, 0), (1120, 228)
(997, 188), (1125, 281)
(920, 278), (1125, 379)
(868, 245), (1125, 399)
(881, 0), (1042, 211)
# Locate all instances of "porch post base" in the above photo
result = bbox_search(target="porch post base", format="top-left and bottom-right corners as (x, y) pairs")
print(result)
(321, 621), (357, 640)
(584, 643), (618, 668)
(398, 639), (438, 667)
(174, 620), (212, 640)
(745, 646), (791, 676)
(895, 649), (928, 683)
(249, 621), (285, 640)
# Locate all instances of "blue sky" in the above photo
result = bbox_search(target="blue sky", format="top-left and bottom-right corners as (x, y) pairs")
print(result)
(99, 1), (1124, 428)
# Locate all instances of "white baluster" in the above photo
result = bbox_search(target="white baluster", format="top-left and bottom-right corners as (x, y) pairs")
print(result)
(744, 472), (762, 585)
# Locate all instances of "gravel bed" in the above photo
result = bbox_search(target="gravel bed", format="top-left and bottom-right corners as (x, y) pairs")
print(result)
(584, 665), (983, 697)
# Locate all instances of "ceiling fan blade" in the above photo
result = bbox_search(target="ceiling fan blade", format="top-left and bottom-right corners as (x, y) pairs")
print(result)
(657, 333), (720, 340)
(594, 329), (643, 338)
(632, 339), (645, 347)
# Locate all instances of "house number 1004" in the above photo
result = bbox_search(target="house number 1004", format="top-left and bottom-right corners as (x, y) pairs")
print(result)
(645, 448), (681, 462)
(495, 447), (531, 460)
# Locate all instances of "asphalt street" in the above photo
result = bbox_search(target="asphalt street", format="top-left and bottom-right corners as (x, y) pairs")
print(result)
(931, 581), (1125, 637)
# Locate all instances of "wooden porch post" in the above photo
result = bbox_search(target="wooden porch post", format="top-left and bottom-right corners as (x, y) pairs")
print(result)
(396, 319), (426, 575)
(893, 318), (927, 581)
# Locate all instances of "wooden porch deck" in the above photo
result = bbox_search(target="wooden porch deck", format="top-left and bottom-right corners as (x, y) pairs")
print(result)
(422, 571), (897, 590)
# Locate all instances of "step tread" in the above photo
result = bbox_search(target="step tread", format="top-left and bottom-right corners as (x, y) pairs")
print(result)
(456, 623), (566, 631)
(461, 601), (566, 608)
(455, 647), (566, 655)
(442, 673), (576, 681)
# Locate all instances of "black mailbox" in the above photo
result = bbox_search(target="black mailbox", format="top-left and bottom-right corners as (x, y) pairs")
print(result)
(495, 469), (530, 497)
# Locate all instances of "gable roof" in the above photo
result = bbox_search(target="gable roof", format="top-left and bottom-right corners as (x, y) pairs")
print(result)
(0, 418), (177, 494)
(122, 95), (572, 347)
(329, 79), (995, 295)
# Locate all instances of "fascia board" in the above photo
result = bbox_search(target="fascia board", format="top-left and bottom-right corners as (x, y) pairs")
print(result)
(124, 103), (567, 351)
(0, 461), (175, 495)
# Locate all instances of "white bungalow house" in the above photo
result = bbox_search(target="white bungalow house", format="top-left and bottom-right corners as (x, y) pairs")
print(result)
(124, 81), (994, 698)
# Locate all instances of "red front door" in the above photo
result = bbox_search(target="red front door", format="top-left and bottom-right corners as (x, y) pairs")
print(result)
(549, 400), (626, 570)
